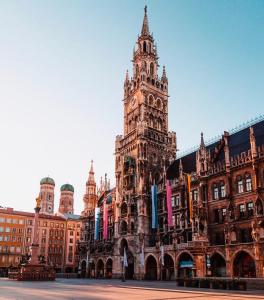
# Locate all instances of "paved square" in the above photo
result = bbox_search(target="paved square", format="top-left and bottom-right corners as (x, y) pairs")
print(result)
(0, 279), (264, 300)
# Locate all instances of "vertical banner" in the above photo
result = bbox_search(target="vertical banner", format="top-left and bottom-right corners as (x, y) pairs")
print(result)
(124, 247), (128, 267)
(94, 207), (100, 240)
(166, 180), (173, 227)
(160, 245), (164, 266)
(186, 174), (193, 222)
(140, 245), (145, 267)
(103, 200), (108, 240)
(151, 184), (158, 229)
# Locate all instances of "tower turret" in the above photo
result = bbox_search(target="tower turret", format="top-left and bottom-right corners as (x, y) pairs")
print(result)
(59, 184), (74, 215)
(82, 160), (97, 216)
(39, 177), (55, 214)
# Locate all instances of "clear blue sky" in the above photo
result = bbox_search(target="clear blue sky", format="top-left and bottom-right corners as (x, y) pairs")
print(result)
(0, 0), (263, 213)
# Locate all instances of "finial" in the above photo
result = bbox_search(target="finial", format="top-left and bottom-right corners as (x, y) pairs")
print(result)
(141, 5), (150, 36)
(200, 132), (205, 147)
(162, 66), (167, 81)
(125, 69), (129, 81)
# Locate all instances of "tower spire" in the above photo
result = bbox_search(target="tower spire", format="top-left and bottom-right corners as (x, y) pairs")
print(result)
(200, 132), (205, 148)
(141, 5), (150, 36)
(88, 160), (95, 184)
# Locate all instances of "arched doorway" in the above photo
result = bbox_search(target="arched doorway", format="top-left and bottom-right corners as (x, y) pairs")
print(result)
(145, 255), (157, 280)
(120, 238), (134, 279)
(233, 251), (256, 277)
(80, 260), (86, 278)
(162, 254), (174, 280)
(177, 252), (194, 278)
(89, 261), (95, 278)
(211, 253), (226, 277)
(106, 258), (113, 279)
(97, 259), (104, 278)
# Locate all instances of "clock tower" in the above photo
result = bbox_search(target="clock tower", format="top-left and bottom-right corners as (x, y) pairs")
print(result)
(114, 6), (176, 278)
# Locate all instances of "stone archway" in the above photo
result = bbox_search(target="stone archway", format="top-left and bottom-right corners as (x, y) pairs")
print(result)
(145, 255), (158, 280)
(106, 258), (113, 279)
(89, 261), (95, 278)
(177, 252), (194, 278)
(97, 259), (104, 278)
(162, 253), (175, 280)
(80, 260), (86, 278)
(233, 251), (256, 277)
(119, 238), (134, 279)
(210, 252), (226, 277)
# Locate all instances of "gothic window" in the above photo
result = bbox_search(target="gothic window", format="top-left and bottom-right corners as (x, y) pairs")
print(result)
(156, 98), (161, 109)
(143, 41), (147, 52)
(149, 42), (151, 53)
(220, 184), (226, 198)
(176, 214), (180, 227)
(239, 204), (246, 219)
(222, 208), (227, 222)
(121, 202), (127, 216)
(238, 179), (244, 193)
(175, 195), (180, 207)
(136, 64), (139, 77)
(193, 190), (198, 203)
(213, 185), (219, 200)
(150, 62), (154, 77)
(247, 202), (254, 217)
(245, 176), (252, 191)
(148, 94), (154, 106)
(171, 196), (175, 207)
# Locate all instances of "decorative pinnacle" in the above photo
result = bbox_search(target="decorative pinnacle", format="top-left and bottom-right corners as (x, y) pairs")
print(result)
(162, 66), (167, 80)
(125, 69), (129, 81)
(141, 5), (150, 36)
(200, 132), (205, 147)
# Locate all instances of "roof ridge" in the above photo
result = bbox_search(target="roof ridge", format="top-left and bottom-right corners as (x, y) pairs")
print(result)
(177, 114), (264, 159)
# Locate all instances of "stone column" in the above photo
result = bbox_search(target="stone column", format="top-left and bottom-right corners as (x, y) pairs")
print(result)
(30, 197), (41, 265)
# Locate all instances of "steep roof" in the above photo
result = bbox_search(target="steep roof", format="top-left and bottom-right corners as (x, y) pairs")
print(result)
(167, 118), (264, 179)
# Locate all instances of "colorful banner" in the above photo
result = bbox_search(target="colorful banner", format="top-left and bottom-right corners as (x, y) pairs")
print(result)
(151, 185), (158, 229)
(94, 207), (100, 240)
(103, 200), (108, 240)
(186, 174), (193, 222)
(166, 180), (173, 227)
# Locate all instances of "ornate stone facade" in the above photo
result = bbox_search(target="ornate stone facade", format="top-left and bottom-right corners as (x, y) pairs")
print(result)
(78, 7), (264, 281)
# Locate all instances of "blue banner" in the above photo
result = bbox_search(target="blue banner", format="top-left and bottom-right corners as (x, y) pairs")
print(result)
(151, 185), (158, 229)
(94, 207), (100, 240)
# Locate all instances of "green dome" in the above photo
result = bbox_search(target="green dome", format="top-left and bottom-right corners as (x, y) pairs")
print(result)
(40, 177), (55, 186)
(60, 183), (74, 193)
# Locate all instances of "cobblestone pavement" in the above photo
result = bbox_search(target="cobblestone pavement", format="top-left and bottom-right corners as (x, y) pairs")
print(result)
(0, 278), (264, 300)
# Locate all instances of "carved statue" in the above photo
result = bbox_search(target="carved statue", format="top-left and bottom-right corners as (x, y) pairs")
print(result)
(36, 196), (41, 209)
(251, 220), (260, 242)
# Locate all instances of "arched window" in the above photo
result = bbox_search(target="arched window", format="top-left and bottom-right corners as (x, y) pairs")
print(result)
(148, 95), (154, 106)
(136, 64), (139, 77)
(150, 62), (154, 77)
(245, 174), (252, 191)
(143, 41), (147, 52)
